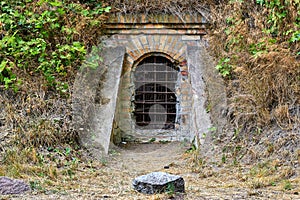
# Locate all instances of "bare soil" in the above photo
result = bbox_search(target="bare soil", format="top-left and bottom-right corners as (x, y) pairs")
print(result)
(3, 142), (300, 200)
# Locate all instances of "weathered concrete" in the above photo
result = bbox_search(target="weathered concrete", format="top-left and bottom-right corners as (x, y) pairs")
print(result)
(197, 45), (228, 132)
(196, 45), (228, 156)
(187, 45), (213, 147)
(132, 172), (185, 194)
(73, 46), (125, 155)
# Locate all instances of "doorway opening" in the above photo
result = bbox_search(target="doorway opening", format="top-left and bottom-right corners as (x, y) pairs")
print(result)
(133, 56), (179, 130)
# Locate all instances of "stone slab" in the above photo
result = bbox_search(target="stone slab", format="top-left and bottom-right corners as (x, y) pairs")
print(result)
(0, 177), (30, 195)
(132, 172), (185, 194)
(181, 35), (201, 41)
(72, 46), (125, 156)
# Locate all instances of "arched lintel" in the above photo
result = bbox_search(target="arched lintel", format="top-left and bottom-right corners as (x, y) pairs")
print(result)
(132, 52), (181, 71)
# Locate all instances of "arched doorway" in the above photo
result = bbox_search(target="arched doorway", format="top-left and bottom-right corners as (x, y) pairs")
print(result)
(133, 56), (179, 130)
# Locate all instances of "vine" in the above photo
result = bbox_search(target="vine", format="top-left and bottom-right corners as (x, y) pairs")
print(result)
(0, 0), (111, 92)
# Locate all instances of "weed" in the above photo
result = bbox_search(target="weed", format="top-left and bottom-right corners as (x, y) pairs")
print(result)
(166, 182), (175, 195)
(148, 138), (156, 143)
(233, 158), (239, 166)
(283, 180), (292, 190)
(249, 179), (263, 189)
(0, 0), (110, 91)
(63, 168), (75, 179)
(208, 126), (217, 132)
(210, 0), (300, 133)
(266, 144), (274, 154)
(30, 180), (45, 192)
(270, 181), (276, 186)
(205, 103), (212, 113)
(186, 144), (197, 153)
(100, 158), (108, 166)
(222, 154), (226, 163)
(108, 149), (119, 156)
(215, 57), (233, 78)
(159, 140), (170, 144)
(65, 147), (71, 156)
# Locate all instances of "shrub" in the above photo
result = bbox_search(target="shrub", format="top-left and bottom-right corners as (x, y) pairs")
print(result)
(0, 0), (110, 92)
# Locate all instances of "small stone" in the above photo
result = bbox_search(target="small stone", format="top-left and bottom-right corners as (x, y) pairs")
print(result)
(132, 172), (185, 194)
(0, 176), (30, 195)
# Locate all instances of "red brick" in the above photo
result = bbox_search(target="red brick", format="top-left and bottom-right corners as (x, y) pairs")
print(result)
(159, 35), (167, 50)
(174, 45), (187, 60)
(139, 36), (148, 46)
(147, 35), (155, 49)
(153, 35), (160, 44)
(127, 50), (140, 60)
(126, 41), (138, 53)
(126, 55), (134, 64)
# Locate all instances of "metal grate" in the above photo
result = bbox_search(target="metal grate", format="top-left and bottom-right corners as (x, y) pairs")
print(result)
(134, 56), (178, 129)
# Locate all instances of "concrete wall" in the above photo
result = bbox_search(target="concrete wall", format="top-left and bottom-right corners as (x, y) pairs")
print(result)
(72, 46), (125, 156)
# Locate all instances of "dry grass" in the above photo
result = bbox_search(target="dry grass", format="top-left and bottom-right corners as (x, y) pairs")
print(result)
(0, 83), (77, 147)
(104, 0), (214, 22)
(208, 1), (300, 132)
(0, 83), (80, 181)
(1, 145), (299, 199)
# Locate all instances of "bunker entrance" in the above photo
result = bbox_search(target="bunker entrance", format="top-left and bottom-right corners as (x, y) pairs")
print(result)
(133, 56), (179, 130)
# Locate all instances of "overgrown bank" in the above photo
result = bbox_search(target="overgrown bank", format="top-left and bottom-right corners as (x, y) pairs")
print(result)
(0, 0), (110, 179)
(206, 0), (299, 168)
(209, 0), (299, 131)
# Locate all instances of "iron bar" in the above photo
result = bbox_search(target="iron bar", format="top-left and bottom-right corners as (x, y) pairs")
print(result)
(134, 56), (178, 130)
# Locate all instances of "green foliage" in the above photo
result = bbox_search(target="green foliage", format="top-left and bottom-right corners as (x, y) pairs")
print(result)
(148, 137), (156, 143)
(221, 154), (226, 163)
(0, 0), (110, 91)
(211, 0), (300, 132)
(208, 126), (217, 132)
(216, 57), (232, 77)
(283, 180), (292, 190)
(166, 182), (175, 195)
(290, 30), (300, 43)
(256, 0), (300, 50)
(290, 28), (300, 55)
(186, 144), (197, 153)
(30, 180), (45, 192)
(0, 59), (21, 91)
(249, 41), (266, 57)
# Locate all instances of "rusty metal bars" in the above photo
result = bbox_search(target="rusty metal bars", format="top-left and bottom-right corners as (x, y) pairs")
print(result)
(134, 56), (178, 129)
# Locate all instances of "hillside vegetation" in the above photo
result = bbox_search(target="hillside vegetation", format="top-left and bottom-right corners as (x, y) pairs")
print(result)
(210, 0), (299, 133)
(0, 0), (299, 194)
(0, 0), (110, 178)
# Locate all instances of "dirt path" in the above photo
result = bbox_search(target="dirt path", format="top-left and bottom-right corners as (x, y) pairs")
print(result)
(7, 142), (300, 200)
(110, 142), (188, 173)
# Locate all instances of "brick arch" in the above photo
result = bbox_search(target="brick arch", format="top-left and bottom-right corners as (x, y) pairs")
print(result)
(125, 35), (187, 65)
(133, 52), (177, 67)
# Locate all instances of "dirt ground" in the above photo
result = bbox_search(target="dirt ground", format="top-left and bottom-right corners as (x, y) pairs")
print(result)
(3, 142), (300, 200)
